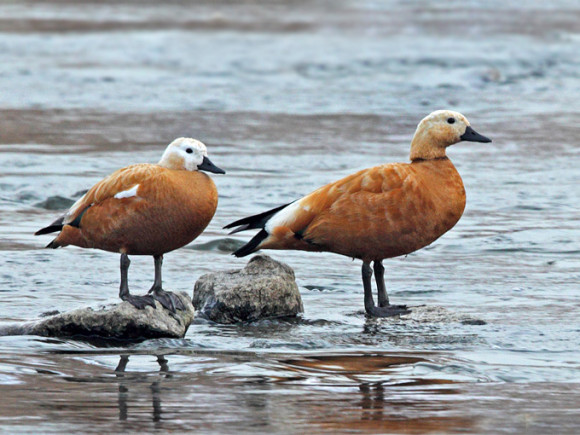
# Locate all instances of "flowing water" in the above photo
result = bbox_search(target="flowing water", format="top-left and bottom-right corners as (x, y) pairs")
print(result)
(0, 0), (579, 433)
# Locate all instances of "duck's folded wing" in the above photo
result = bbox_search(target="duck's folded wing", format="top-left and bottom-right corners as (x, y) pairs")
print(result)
(62, 164), (159, 226)
(294, 164), (412, 246)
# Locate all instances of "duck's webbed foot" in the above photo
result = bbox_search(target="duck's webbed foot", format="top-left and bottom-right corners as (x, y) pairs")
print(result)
(365, 304), (410, 318)
(121, 293), (157, 310)
(149, 287), (186, 313)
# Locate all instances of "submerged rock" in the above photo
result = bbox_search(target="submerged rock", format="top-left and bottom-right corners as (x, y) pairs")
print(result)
(189, 237), (246, 252)
(385, 305), (486, 325)
(193, 254), (303, 324)
(0, 292), (194, 340)
(34, 195), (76, 210)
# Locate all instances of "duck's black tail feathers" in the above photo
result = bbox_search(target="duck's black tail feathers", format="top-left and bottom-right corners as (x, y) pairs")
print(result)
(232, 229), (269, 257)
(224, 202), (292, 235)
(225, 201), (294, 257)
(35, 216), (65, 236)
(35, 224), (63, 236)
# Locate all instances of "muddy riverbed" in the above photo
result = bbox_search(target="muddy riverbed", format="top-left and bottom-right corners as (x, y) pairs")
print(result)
(0, 0), (579, 433)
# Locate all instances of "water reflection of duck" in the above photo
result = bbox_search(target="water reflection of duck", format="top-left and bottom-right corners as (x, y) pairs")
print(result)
(35, 138), (225, 312)
(115, 355), (170, 423)
(225, 111), (491, 317)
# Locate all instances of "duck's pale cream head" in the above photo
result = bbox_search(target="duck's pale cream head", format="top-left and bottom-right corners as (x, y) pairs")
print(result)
(159, 137), (225, 174)
(410, 110), (491, 161)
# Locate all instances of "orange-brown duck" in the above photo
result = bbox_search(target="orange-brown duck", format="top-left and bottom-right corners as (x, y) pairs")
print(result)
(225, 111), (491, 317)
(36, 138), (225, 312)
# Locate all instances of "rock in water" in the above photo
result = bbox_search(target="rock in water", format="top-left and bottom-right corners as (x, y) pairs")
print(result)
(193, 255), (303, 323)
(0, 292), (194, 340)
(34, 195), (76, 210)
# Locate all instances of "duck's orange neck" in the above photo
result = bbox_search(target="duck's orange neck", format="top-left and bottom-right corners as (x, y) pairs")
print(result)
(409, 131), (448, 161)
(159, 154), (186, 171)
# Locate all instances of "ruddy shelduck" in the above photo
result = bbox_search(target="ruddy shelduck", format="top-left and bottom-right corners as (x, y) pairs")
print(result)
(225, 110), (491, 317)
(36, 138), (225, 312)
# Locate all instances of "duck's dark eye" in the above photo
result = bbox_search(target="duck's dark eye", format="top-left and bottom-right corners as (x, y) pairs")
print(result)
(447, 117), (456, 124)
(186, 148), (193, 154)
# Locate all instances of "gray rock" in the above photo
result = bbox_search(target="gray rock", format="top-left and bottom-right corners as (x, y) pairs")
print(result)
(193, 255), (303, 324)
(0, 291), (194, 340)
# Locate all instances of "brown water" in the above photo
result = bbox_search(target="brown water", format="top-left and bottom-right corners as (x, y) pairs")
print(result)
(0, 0), (579, 433)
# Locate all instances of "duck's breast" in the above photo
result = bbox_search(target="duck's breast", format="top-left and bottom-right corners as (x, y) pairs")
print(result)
(394, 159), (466, 256)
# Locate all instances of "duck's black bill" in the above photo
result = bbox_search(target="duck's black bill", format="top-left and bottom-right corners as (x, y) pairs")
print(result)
(460, 126), (492, 143)
(198, 156), (226, 174)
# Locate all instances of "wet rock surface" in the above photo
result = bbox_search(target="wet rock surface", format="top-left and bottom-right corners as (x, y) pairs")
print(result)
(193, 255), (304, 324)
(0, 292), (194, 340)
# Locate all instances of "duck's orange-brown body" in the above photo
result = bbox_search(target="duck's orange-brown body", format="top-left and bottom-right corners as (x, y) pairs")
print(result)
(260, 158), (465, 261)
(225, 110), (490, 317)
(52, 164), (218, 255)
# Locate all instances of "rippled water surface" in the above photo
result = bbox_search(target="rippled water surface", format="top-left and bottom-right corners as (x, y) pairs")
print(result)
(0, 0), (579, 433)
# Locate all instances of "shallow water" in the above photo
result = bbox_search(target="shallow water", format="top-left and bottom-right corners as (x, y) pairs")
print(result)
(1, 0), (579, 433)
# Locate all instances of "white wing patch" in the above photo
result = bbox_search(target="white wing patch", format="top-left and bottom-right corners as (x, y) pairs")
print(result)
(114, 184), (140, 199)
(265, 200), (304, 233)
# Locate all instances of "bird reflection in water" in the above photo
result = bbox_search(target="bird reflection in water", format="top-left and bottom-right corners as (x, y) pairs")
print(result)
(114, 355), (170, 423)
(282, 354), (474, 432)
(359, 382), (387, 422)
